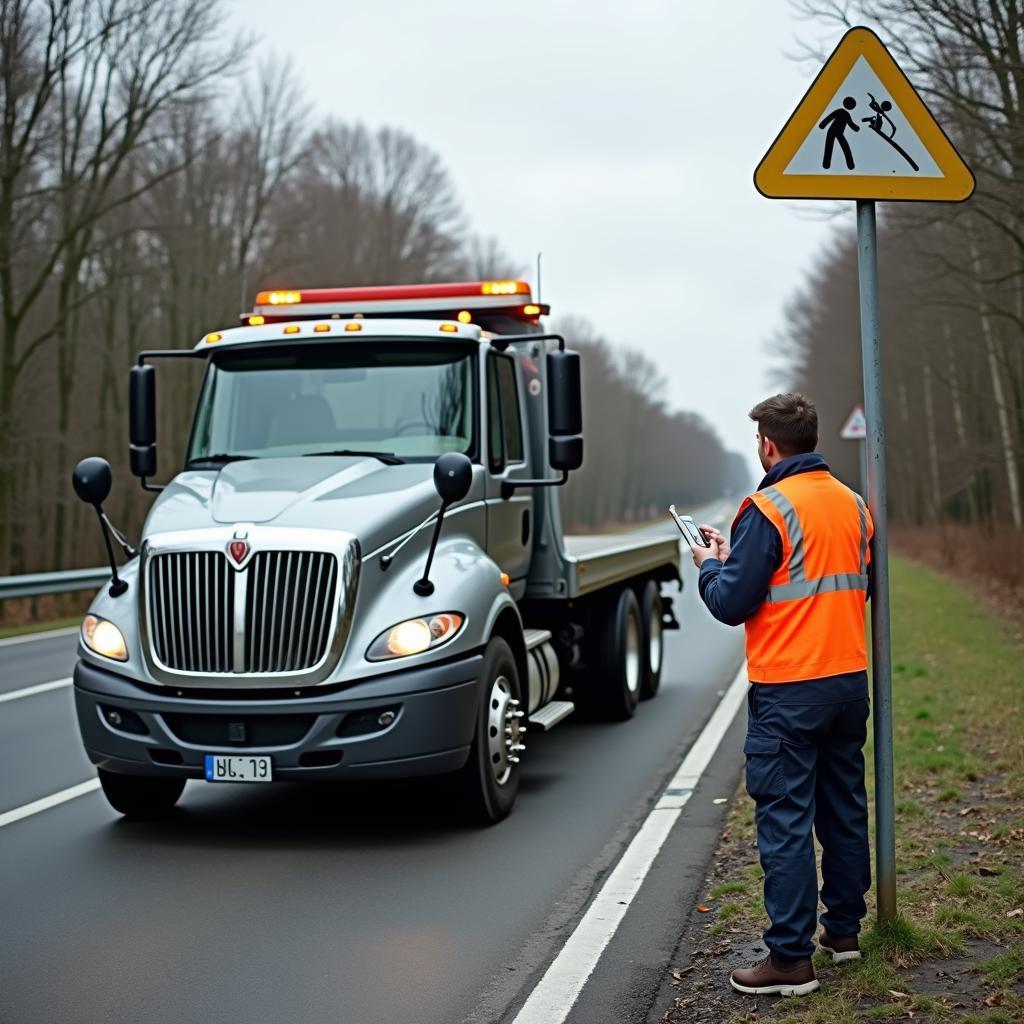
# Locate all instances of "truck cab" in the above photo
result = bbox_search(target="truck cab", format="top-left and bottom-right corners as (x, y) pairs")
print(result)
(71, 281), (681, 823)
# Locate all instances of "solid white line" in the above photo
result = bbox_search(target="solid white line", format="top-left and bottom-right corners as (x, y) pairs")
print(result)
(511, 663), (749, 1024)
(0, 677), (72, 704)
(0, 778), (101, 829)
(0, 625), (79, 649)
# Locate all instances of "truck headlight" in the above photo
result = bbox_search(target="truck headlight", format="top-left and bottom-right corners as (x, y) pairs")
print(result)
(367, 612), (464, 661)
(82, 614), (128, 662)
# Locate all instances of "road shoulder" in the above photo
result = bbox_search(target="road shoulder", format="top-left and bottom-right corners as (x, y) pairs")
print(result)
(559, 711), (746, 1024)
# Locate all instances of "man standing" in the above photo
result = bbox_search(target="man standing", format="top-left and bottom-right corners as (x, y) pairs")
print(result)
(689, 393), (873, 997)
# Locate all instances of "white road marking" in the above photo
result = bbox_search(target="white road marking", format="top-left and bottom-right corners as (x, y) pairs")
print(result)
(0, 625), (79, 648)
(0, 677), (73, 704)
(511, 662), (749, 1024)
(0, 778), (101, 829)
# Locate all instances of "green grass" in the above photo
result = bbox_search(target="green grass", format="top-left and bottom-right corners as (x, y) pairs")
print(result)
(980, 946), (1024, 987)
(709, 881), (748, 898)
(0, 615), (81, 639)
(947, 873), (975, 898)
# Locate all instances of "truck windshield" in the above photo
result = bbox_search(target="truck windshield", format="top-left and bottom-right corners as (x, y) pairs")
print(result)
(187, 343), (476, 464)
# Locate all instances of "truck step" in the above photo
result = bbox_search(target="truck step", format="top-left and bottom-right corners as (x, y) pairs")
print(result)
(528, 700), (575, 731)
(523, 628), (552, 651)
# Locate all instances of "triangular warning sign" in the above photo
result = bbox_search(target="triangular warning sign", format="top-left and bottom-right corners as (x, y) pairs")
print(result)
(840, 405), (867, 440)
(755, 27), (974, 202)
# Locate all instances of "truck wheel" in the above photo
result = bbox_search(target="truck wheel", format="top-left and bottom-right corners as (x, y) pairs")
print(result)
(595, 587), (643, 720)
(98, 769), (185, 819)
(459, 637), (523, 824)
(639, 580), (664, 700)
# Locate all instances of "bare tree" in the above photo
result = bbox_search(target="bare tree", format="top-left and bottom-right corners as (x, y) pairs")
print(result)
(0, 0), (244, 570)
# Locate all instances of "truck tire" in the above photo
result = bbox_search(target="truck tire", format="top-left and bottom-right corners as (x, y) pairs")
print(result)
(639, 580), (664, 700)
(458, 637), (523, 824)
(98, 769), (185, 819)
(594, 587), (643, 720)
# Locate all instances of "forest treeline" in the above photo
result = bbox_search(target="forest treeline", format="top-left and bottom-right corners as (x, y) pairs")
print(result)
(779, 1), (1024, 536)
(0, 0), (743, 577)
(559, 318), (749, 529)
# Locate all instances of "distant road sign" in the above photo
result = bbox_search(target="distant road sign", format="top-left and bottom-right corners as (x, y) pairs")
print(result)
(755, 27), (974, 202)
(840, 404), (867, 440)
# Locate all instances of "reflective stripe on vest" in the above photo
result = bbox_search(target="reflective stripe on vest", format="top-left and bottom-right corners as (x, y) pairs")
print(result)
(757, 486), (870, 604)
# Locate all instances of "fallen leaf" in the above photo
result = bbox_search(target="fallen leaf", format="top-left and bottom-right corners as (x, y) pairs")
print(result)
(697, 904), (711, 913)
(1006, 908), (1023, 918)
(958, 805), (981, 816)
(713, 798), (728, 805)
(978, 865), (999, 876)
(984, 993), (1003, 1007)
(889, 990), (909, 999)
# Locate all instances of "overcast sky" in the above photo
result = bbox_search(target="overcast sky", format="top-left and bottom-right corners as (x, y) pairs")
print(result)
(235, 1), (851, 473)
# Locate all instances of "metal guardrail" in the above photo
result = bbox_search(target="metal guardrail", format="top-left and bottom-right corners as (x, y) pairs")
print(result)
(0, 567), (111, 600)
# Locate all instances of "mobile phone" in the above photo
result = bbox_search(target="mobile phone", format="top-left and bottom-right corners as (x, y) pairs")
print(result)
(669, 505), (711, 547)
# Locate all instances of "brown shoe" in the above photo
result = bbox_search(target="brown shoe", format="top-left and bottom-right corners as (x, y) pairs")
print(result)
(818, 928), (862, 963)
(729, 954), (819, 996)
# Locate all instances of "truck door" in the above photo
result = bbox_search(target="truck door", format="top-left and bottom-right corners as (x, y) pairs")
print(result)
(485, 350), (533, 588)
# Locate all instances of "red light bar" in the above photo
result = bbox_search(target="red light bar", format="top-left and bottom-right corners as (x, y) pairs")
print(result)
(255, 281), (531, 306)
(245, 280), (547, 328)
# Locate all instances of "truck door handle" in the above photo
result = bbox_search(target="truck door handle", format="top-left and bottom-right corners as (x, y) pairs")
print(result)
(522, 509), (530, 546)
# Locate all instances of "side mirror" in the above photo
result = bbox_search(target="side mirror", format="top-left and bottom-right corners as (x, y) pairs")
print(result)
(72, 457), (113, 507)
(549, 436), (584, 472)
(129, 364), (157, 478)
(433, 452), (473, 504)
(71, 457), (128, 597)
(546, 349), (582, 436)
(415, 453), (474, 597)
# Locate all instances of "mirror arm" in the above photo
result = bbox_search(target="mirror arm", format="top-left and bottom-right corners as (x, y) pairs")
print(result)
(501, 470), (569, 501)
(379, 509), (439, 571)
(94, 506), (129, 597)
(100, 511), (137, 558)
(413, 502), (450, 597)
(488, 332), (565, 353)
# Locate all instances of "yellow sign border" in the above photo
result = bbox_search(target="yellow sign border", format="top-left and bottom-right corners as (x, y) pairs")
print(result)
(755, 27), (974, 202)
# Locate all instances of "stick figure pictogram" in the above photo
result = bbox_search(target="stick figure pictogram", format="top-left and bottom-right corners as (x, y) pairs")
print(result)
(819, 97), (859, 170)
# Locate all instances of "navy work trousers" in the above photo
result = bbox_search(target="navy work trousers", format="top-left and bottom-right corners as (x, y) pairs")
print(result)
(743, 673), (871, 962)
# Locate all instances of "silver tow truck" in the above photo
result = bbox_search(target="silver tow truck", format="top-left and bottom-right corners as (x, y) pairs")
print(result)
(69, 281), (681, 822)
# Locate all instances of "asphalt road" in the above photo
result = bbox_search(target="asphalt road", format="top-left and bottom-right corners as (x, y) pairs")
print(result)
(0, 510), (745, 1024)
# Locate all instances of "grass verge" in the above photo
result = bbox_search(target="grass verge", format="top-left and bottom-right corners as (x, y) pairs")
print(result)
(0, 615), (82, 639)
(662, 555), (1024, 1023)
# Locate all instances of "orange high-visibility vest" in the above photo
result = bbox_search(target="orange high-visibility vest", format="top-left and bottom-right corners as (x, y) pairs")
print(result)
(734, 469), (873, 684)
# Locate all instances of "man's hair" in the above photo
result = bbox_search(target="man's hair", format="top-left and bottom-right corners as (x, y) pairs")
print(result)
(749, 393), (818, 456)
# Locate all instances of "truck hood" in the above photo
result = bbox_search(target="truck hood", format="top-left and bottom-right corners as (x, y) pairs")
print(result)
(143, 457), (447, 554)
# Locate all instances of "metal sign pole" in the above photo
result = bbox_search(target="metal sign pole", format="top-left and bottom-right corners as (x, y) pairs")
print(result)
(855, 200), (897, 922)
(860, 437), (868, 499)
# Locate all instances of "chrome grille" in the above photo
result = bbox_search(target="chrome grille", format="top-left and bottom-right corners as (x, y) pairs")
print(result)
(148, 550), (339, 674)
(244, 551), (338, 673)
(149, 552), (234, 673)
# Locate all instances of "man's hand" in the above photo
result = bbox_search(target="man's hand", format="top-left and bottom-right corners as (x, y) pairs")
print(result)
(689, 533), (721, 568)
(700, 524), (729, 561)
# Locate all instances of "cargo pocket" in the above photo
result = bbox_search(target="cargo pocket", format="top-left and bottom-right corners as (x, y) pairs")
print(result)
(743, 732), (784, 803)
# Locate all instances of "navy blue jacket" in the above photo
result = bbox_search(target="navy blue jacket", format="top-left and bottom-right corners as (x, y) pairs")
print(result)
(698, 452), (871, 628)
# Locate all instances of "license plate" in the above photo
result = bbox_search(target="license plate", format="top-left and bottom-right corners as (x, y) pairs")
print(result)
(204, 754), (272, 783)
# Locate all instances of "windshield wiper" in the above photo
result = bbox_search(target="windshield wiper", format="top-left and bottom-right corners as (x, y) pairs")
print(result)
(303, 449), (404, 465)
(187, 453), (255, 467)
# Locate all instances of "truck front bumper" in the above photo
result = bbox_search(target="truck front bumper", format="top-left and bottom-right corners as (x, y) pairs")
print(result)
(73, 654), (483, 781)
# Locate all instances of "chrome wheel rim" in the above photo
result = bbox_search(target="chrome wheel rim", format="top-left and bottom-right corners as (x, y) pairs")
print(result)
(649, 601), (663, 676)
(624, 611), (641, 693)
(486, 675), (524, 786)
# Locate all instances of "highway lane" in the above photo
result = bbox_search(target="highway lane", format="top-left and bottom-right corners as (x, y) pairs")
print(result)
(0, 514), (744, 1024)
(0, 629), (78, 695)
